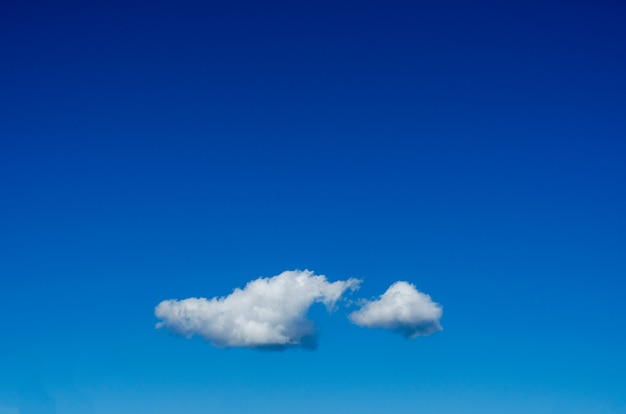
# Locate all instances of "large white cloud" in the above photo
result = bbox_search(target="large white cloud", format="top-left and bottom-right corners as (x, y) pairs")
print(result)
(348, 281), (442, 338)
(155, 270), (361, 349)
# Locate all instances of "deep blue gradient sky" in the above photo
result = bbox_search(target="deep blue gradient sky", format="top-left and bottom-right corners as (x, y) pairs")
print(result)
(1, 1), (626, 413)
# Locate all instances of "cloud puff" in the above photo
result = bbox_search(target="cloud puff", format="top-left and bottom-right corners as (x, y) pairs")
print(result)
(349, 281), (442, 338)
(155, 270), (361, 349)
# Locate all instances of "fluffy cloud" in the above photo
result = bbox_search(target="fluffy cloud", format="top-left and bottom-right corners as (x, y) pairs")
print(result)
(349, 281), (442, 338)
(155, 270), (361, 349)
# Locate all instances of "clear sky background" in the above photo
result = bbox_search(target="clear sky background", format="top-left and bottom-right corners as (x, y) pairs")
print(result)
(1, 0), (625, 413)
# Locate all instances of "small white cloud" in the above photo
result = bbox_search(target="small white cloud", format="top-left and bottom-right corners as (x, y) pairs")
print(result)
(348, 281), (442, 338)
(155, 270), (361, 349)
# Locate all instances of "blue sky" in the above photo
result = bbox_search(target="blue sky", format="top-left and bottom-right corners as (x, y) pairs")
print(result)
(1, 0), (625, 413)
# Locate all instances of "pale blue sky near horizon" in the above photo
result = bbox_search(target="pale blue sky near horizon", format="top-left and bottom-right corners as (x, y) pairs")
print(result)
(1, 0), (625, 413)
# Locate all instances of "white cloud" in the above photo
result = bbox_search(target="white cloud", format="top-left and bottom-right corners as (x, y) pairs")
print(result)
(348, 281), (442, 338)
(155, 270), (361, 349)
